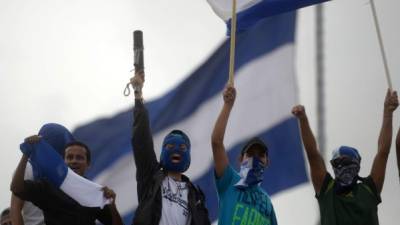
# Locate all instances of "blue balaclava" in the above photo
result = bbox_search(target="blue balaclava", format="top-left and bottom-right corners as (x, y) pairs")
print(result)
(160, 130), (191, 173)
(330, 146), (361, 191)
(38, 123), (75, 155)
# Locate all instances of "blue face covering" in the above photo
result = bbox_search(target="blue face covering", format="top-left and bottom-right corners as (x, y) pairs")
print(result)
(235, 157), (266, 189)
(333, 163), (359, 186)
(160, 131), (191, 173)
(330, 146), (361, 193)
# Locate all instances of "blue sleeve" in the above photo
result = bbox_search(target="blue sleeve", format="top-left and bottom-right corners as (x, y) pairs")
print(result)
(215, 165), (239, 195)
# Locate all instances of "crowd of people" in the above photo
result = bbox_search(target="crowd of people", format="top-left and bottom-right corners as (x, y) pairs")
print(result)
(2, 70), (400, 225)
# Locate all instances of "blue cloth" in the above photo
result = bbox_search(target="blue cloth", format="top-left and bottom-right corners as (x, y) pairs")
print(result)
(234, 157), (266, 189)
(38, 123), (75, 155)
(331, 146), (361, 162)
(20, 139), (111, 208)
(215, 165), (278, 225)
(20, 139), (68, 187)
(20, 141), (35, 156)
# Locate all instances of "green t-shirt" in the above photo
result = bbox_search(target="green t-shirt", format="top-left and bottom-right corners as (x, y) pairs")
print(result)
(317, 173), (381, 225)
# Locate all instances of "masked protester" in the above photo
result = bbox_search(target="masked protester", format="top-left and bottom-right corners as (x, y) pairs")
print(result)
(130, 70), (211, 225)
(330, 146), (362, 194)
(292, 89), (399, 225)
(211, 85), (278, 225)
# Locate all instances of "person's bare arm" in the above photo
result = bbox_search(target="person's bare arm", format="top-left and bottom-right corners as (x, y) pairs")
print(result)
(10, 135), (40, 195)
(370, 89), (398, 193)
(10, 194), (25, 225)
(10, 155), (29, 195)
(211, 86), (236, 178)
(102, 187), (123, 225)
(292, 105), (327, 194)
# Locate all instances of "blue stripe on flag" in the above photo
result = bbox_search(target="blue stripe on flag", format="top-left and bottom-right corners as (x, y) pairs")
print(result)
(206, 0), (329, 34)
(228, 0), (330, 33)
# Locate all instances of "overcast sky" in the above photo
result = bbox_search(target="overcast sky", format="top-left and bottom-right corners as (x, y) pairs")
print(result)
(1, 0), (399, 224)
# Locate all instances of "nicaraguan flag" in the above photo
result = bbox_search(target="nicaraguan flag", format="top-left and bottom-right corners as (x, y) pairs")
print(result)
(207, 0), (330, 33)
(20, 140), (111, 208)
(73, 12), (306, 224)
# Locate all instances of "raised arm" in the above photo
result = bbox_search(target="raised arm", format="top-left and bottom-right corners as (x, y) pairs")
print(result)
(10, 135), (40, 195)
(10, 194), (25, 225)
(101, 187), (123, 225)
(370, 89), (398, 193)
(10, 155), (29, 195)
(292, 105), (327, 193)
(130, 71), (158, 188)
(211, 85), (236, 178)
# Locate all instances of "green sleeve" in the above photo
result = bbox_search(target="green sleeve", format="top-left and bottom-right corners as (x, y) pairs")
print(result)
(362, 176), (382, 204)
(316, 173), (334, 199)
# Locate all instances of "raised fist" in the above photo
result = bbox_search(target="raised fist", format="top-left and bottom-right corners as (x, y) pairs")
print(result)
(384, 89), (399, 113)
(292, 105), (307, 120)
(223, 85), (236, 106)
(24, 135), (41, 145)
(130, 70), (145, 92)
(102, 186), (116, 204)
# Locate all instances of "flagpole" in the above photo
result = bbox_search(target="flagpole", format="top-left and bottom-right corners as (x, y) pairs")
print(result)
(370, 0), (392, 90)
(316, 4), (325, 225)
(316, 3), (326, 161)
(228, 0), (237, 86)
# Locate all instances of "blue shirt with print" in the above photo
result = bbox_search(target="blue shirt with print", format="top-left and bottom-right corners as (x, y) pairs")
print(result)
(215, 165), (278, 225)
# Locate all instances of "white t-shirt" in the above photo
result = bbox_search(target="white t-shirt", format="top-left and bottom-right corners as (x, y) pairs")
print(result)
(22, 162), (45, 225)
(159, 177), (191, 225)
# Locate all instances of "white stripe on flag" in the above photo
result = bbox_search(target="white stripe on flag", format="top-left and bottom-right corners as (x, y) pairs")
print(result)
(207, 0), (263, 21)
(94, 155), (137, 215)
(60, 168), (111, 208)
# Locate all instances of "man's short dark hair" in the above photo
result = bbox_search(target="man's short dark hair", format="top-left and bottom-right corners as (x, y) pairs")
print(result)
(64, 141), (91, 163)
(240, 137), (268, 157)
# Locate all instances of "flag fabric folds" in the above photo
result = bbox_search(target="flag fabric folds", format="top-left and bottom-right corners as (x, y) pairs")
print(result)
(73, 12), (306, 224)
(20, 140), (111, 208)
(207, 0), (330, 33)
